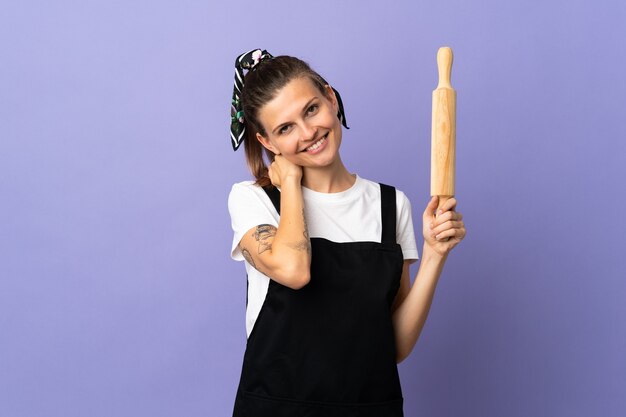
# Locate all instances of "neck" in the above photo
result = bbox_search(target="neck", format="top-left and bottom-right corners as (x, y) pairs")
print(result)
(301, 155), (355, 193)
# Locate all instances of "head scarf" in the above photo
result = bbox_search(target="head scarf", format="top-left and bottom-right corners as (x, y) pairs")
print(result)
(230, 48), (349, 151)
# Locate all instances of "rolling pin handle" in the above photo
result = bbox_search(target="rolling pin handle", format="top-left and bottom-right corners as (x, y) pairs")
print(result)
(437, 47), (454, 89)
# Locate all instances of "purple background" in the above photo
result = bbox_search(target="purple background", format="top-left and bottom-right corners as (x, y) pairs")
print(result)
(1, 1), (625, 416)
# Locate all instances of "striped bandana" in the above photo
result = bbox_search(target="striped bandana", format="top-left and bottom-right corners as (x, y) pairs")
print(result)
(230, 48), (349, 151)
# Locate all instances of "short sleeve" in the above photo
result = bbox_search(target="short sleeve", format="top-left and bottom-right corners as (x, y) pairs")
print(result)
(396, 190), (419, 264)
(228, 182), (280, 261)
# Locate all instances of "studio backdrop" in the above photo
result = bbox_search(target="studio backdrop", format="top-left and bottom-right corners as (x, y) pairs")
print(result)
(1, 1), (624, 416)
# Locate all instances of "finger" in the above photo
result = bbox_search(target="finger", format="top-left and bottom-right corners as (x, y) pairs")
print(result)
(450, 225), (466, 240)
(268, 165), (278, 183)
(440, 197), (457, 213)
(424, 196), (439, 216)
(432, 220), (462, 234)
(431, 211), (455, 227)
(435, 228), (459, 240)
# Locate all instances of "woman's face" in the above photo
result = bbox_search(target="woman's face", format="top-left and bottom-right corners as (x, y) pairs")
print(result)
(255, 76), (342, 169)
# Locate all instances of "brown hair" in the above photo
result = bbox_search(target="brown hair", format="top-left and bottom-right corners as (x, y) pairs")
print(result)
(240, 55), (332, 187)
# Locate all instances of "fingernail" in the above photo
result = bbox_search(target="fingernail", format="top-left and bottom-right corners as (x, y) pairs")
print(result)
(437, 209), (442, 215)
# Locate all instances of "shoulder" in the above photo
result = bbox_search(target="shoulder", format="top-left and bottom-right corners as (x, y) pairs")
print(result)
(356, 175), (412, 209)
(228, 180), (279, 259)
(229, 179), (261, 193)
(228, 180), (266, 204)
(395, 188), (412, 211)
(228, 180), (278, 217)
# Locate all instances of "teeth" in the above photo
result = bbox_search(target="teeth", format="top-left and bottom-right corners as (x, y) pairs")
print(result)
(306, 135), (327, 151)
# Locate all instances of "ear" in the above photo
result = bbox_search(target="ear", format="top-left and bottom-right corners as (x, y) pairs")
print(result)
(256, 132), (279, 155)
(324, 84), (338, 113)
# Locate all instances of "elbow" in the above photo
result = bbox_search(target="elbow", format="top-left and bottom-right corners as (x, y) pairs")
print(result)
(289, 274), (311, 290)
(395, 345), (412, 364)
(288, 264), (311, 289)
(276, 263), (311, 290)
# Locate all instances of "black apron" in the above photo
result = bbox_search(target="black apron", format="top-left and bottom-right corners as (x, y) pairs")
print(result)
(233, 183), (405, 417)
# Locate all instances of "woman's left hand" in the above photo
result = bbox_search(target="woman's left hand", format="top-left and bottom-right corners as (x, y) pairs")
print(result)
(422, 196), (466, 257)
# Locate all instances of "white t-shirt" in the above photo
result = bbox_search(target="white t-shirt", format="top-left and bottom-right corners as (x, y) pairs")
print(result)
(228, 174), (419, 338)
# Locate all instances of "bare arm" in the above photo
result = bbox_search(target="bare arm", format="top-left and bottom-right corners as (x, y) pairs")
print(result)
(392, 195), (466, 363)
(392, 247), (447, 363)
(238, 175), (312, 290)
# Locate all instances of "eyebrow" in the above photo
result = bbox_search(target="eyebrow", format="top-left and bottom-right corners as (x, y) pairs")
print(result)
(271, 97), (318, 135)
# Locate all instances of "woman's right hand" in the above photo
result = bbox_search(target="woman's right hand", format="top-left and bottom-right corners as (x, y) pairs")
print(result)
(268, 155), (302, 187)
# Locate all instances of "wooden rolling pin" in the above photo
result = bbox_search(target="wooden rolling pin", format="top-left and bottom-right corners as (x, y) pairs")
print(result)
(431, 46), (456, 235)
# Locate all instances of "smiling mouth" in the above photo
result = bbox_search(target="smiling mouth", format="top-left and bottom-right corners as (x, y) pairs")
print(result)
(301, 133), (328, 152)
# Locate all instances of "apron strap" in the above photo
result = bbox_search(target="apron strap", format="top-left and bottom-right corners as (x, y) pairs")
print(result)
(379, 183), (397, 244)
(262, 185), (281, 215)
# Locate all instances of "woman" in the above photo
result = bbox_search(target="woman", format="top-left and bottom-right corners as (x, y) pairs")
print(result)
(228, 49), (466, 416)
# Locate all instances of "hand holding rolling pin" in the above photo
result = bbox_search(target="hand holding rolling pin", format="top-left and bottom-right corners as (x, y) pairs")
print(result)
(423, 195), (465, 257)
(424, 47), (466, 257)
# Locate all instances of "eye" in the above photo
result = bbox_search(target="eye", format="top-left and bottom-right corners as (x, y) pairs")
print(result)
(306, 104), (319, 115)
(279, 124), (292, 135)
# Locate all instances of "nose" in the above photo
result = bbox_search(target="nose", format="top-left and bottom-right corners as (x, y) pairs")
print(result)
(300, 121), (318, 142)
